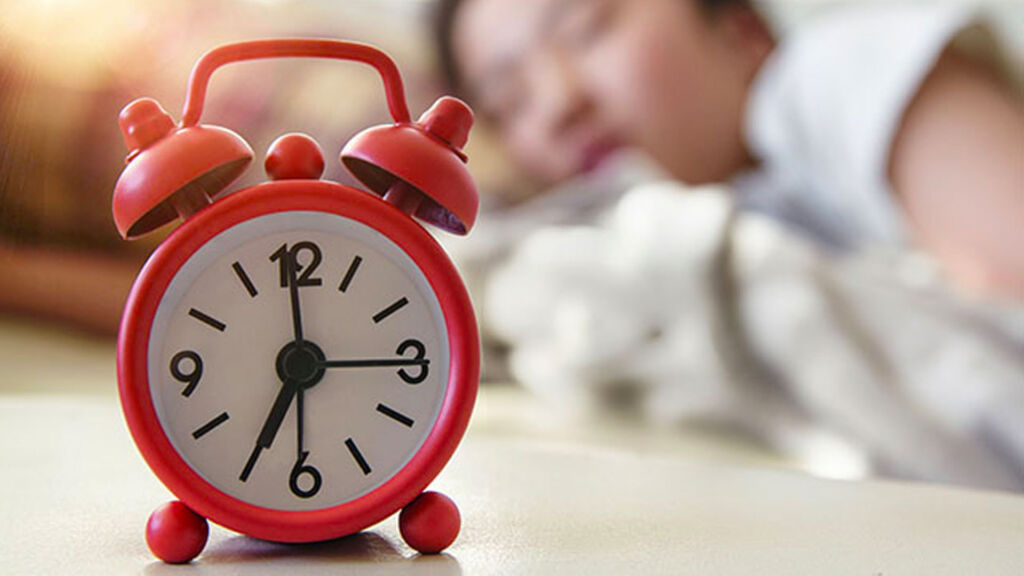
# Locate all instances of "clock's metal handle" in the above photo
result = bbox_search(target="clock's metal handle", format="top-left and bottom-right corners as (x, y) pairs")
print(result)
(180, 39), (412, 127)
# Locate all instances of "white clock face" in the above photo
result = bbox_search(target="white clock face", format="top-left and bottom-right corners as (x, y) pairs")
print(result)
(148, 211), (450, 511)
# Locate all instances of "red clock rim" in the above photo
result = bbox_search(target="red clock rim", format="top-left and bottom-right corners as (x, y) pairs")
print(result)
(117, 180), (479, 543)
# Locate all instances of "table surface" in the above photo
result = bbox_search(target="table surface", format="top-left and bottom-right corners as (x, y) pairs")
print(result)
(2, 319), (1023, 575)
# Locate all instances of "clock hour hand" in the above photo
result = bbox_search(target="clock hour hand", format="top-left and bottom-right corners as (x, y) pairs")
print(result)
(240, 378), (298, 482)
(258, 378), (299, 449)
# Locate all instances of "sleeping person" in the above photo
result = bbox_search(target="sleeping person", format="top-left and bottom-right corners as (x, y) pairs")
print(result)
(436, 0), (1024, 296)
(433, 0), (1024, 490)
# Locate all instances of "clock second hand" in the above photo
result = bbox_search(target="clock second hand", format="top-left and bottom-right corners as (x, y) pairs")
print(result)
(287, 247), (309, 464)
(296, 388), (305, 457)
(287, 246), (304, 343)
(240, 247), (316, 483)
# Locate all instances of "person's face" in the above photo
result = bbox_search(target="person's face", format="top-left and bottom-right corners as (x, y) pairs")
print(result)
(453, 0), (768, 187)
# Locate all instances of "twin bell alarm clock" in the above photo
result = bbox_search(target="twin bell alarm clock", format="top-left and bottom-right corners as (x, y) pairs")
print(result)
(112, 39), (479, 563)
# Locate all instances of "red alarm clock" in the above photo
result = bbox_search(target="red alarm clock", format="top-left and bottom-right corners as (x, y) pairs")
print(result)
(112, 39), (479, 563)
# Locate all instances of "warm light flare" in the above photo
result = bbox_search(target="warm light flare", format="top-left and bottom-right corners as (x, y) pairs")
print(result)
(1, 0), (169, 87)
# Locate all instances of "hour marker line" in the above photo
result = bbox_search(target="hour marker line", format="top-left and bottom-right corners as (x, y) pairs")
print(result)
(345, 438), (372, 475)
(188, 308), (226, 332)
(232, 261), (258, 298)
(376, 403), (414, 427)
(373, 297), (409, 324)
(193, 412), (230, 439)
(338, 255), (363, 293)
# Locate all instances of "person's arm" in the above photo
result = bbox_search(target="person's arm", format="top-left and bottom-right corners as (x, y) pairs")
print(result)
(890, 49), (1024, 299)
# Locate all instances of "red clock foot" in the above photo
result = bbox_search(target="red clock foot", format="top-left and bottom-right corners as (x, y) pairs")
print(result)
(399, 491), (460, 554)
(146, 501), (209, 563)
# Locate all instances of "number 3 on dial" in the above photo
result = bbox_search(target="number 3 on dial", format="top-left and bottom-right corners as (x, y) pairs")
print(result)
(396, 339), (428, 384)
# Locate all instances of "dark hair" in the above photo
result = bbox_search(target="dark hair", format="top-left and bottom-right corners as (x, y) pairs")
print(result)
(433, 0), (752, 96)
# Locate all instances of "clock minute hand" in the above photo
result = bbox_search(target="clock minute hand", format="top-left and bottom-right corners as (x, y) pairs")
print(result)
(319, 358), (429, 369)
(319, 339), (430, 384)
(318, 339), (428, 369)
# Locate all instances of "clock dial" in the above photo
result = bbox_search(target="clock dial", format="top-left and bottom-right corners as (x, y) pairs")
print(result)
(148, 211), (450, 511)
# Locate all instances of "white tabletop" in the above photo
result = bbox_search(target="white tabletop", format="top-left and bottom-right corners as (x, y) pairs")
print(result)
(2, 394), (1023, 575)
(1, 319), (1023, 575)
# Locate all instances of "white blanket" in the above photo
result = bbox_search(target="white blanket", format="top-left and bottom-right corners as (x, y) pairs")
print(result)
(466, 181), (1024, 492)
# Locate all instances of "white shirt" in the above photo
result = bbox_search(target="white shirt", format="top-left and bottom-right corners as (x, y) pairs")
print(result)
(734, 3), (989, 251)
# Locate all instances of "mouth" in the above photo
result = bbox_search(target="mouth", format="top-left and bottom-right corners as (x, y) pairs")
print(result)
(579, 137), (623, 174)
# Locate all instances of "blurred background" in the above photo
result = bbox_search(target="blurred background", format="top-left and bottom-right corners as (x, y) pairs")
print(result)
(1, 0), (1022, 491)
(2, 0), (1017, 261)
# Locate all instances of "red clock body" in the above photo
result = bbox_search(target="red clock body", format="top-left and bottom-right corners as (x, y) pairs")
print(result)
(118, 180), (478, 543)
(112, 39), (480, 562)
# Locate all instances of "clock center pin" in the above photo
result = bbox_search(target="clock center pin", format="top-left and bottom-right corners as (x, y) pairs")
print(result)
(275, 340), (326, 388)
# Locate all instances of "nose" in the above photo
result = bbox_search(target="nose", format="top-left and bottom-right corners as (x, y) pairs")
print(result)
(531, 51), (593, 136)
